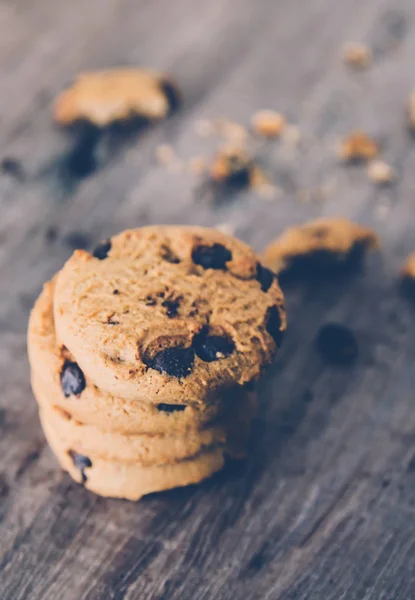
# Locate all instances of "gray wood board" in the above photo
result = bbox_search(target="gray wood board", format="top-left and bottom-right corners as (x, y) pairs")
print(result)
(1, 0), (415, 598)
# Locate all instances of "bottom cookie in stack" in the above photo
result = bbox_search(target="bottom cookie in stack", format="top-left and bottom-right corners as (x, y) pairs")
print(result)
(38, 387), (256, 500)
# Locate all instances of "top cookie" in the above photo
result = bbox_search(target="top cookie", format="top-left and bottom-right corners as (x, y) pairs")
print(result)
(54, 226), (286, 403)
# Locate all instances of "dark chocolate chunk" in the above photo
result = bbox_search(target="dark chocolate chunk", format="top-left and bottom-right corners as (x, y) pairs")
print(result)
(159, 79), (181, 115)
(92, 239), (111, 260)
(149, 347), (195, 378)
(0, 157), (25, 181)
(316, 323), (358, 366)
(60, 360), (86, 397)
(256, 263), (275, 292)
(160, 244), (181, 264)
(68, 450), (92, 483)
(192, 243), (232, 270)
(223, 157), (251, 187)
(156, 403), (186, 413)
(113, 289), (119, 295)
(193, 328), (235, 362)
(265, 306), (284, 347)
(162, 299), (180, 318)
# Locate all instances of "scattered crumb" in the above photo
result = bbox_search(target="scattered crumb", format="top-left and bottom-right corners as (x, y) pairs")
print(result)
(408, 92), (415, 129)
(155, 144), (176, 165)
(338, 130), (379, 162)
(251, 110), (285, 138)
(281, 125), (301, 147)
(215, 222), (235, 235)
(194, 119), (215, 138)
(209, 144), (253, 187)
(188, 157), (206, 175)
(54, 68), (180, 126)
(215, 118), (248, 142)
(342, 42), (372, 69)
(368, 160), (395, 184)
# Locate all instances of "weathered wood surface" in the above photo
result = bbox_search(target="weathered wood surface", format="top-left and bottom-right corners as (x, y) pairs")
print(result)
(2, 0), (415, 598)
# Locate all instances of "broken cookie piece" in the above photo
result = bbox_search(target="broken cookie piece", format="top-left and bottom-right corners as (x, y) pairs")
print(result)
(262, 217), (379, 282)
(338, 131), (379, 162)
(342, 42), (372, 69)
(251, 110), (286, 138)
(54, 68), (181, 127)
(209, 144), (254, 188)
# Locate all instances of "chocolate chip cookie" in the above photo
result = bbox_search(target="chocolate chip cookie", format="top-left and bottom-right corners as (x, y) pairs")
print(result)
(263, 217), (379, 281)
(53, 226), (286, 403)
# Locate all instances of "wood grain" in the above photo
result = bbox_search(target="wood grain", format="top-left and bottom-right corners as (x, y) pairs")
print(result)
(2, 0), (415, 598)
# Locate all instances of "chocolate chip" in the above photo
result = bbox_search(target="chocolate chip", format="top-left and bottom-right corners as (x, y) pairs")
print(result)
(156, 403), (186, 413)
(265, 306), (284, 347)
(256, 263), (275, 292)
(113, 289), (119, 295)
(162, 299), (180, 318)
(60, 360), (86, 397)
(159, 79), (181, 114)
(92, 239), (111, 260)
(68, 450), (92, 483)
(193, 328), (235, 362)
(1, 157), (25, 181)
(149, 347), (195, 378)
(192, 243), (232, 270)
(160, 244), (181, 264)
(316, 323), (358, 366)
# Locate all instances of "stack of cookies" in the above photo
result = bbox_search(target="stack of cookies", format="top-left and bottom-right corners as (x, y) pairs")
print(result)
(28, 226), (286, 500)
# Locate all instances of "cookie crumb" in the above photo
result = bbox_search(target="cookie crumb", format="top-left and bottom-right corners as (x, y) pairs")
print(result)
(368, 160), (395, 184)
(342, 42), (372, 68)
(209, 144), (253, 187)
(251, 110), (285, 138)
(338, 130), (379, 162)
(155, 144), (176, 165)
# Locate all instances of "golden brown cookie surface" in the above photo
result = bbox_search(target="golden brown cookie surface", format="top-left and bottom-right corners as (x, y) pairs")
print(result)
(53, 226), (286, 403)
(263, 217), (379, 279)
(37, 383), (256, 465)
(41, 412), (233, 501)
(28, 279), (226, 434)
(54, 68), (180, 126)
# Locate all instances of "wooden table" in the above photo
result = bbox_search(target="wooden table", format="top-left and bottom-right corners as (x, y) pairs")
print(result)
(2, 0), (415, 598)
